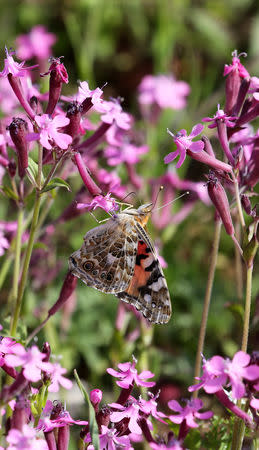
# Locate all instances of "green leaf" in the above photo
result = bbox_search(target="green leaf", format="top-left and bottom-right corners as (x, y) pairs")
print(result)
(74, 370), (100, 449)
(27, 157), (45, 186)
(0, 185), (19, 201)
(41, 177), (71, 193)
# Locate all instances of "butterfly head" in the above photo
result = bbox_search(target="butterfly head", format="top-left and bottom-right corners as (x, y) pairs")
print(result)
(124, 203), (152, 227)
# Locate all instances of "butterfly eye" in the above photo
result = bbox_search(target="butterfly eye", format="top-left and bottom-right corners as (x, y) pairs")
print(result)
(83, 261), (94, 271)
(106, 273), (113, 282)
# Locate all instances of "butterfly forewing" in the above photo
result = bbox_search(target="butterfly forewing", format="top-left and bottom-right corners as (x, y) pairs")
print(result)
(69, 215), (138, 294)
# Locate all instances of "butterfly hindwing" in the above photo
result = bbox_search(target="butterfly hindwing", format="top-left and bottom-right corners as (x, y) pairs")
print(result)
(116, 226), (171, 324)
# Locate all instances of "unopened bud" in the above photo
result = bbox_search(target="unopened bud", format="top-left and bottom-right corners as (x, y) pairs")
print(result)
(11, 396), (29, 431)
(207, 173), (235, 236)
(30, 96), (42, 115)
(48, 271), (78, 317)
(90, 389), (102, 412)
(8, 118), (28, 178)
(96, 405), (111, 428)
(44, 58), (69, 115)
(65, 102), (82, 138)
(202, 135), (215, 158)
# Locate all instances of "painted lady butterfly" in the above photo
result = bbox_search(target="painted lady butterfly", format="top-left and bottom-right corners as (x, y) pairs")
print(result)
(68, 204), (171, 324)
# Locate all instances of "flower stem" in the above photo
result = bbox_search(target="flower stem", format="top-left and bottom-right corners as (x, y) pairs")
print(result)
(10, 207), (24, 311)
(231, 264), (253, 449)
(233, 173), (245, 229)
(193, 219), (222, 394)
(235, 222), (243, 300)
(10, 192), (41, 336)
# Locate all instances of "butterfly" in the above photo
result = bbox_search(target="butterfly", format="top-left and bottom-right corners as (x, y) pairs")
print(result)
(68, 204), (171, 324)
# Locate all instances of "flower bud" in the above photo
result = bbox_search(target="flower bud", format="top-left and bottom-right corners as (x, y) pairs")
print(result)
(57, 425), (70, 450)
(65, 102), (82, 138)
(44, 58), (68, 115)
(96, 405), (111, 428)
(11, 396), (29, 431)
(225, 66), (241, 115)
(42, 342), (51, 362)
(8, 118), (28, 178)
(241, 195), (252, 216)
(48, 271), (78, 318)
(90, 389), (102, 412)
(29, 96), (42, 115)
(202, 135), (215, 158)
(187, 149), (232, 173)
(207, 173), (235, 236)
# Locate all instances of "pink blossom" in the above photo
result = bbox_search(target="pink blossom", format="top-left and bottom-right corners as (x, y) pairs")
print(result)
(90, 389), (103, 406)
(168, 398), (213, 428)
(189, 352), (259, 399)
(77, 81), (106, 111)
(109, 399), (142, 434)
(203, 104), (236, 128)
(99, 425), (133, 450)
(100, 99), (132, 130)
(139, 392), (167, 423)
(164, 124), (204, 168)
(37, 400), (88, 432)
(0, 47), (37, 78)
(104, 142), (148, 166)
(96, 168), (126, 198)
(4, 345), (52, 382)
(223, 51), (250, 78)
(77, 193), (119, 214)
(47, 362), (73, 392)
(16, 26), (56, 60)
(0, 77), (19, 113)
(250, 397), (259, 409)
(150, 440), (184, 450)
(138, 74), (190, 110)
(27, 114), (72, 150)
(107, 357), (155, 389)
(6, 424), (48, 450)
(0, 337), (24, 365)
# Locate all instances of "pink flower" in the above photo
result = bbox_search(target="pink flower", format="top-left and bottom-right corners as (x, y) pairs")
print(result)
(0, 337), (24, 365)
(138, 74), (190, 110)
(189, 352), (259, 399)
(107, 357), (155, 389)
(4, 345), (52, 382)
(27, 114), (72, 150)
(77, 81), (106, 110)
(250, 397), (259, 409)
(37, 400), (88, 432)
(100, 99), (132, 130)
(150, 440), (184, 450)
(104, 143), (148, 166)
(90, 389), (103, 407)
(6, 424), (48, 450)
(223, 51), (250, 78)
(77, 193), (119, 214)
(109, 399), (142, 434)
(16, 26), (56, 60)
(139, 392), (167, 423)
(47, 363), (73, 392)
(0, 47), (37, 78)
(99, 425), (133, 450)
(203, 104), (236, 128)
(168, 398), (213, 428)
(164, 124), (204, 168)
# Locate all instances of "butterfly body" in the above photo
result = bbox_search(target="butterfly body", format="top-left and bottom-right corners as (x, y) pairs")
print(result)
(69, 205), (171, 324)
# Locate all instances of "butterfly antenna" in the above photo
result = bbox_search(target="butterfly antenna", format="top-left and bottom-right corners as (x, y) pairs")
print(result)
(150, 186), (164, 211)
(152, 191), (190, 212)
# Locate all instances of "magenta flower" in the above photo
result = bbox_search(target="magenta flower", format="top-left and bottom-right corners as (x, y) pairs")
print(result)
(0, 47), (37, 78)
(77, 81), (106, 111)
(203, 104), (236, 128)
(109, 399), (142, 434)
(90, 389), (103, 407)
(250, 397), (259, 409)
(164, 124), (204, 168)
(168, 398), (213, 428)
(6, 424), (48, 450)
(37, 400), (88, 432)
(138, 74), (190, 110)
(107, 357), (155, 389)
(104, 143), (148, 166)
(16, 26), (56, 61)
(99, 425), (133, 450)
(77, 193), (119, 214)
(47, 362), (73, 392)
(27, 114), (72, 150)
(189, 352), (259, 399)
(4, 345), (52, 382)
(0, 337), (24, 365)
(150, 440), (184, 449)
(100, 99), (132, 130)
(139, 392), (167, 423)
(223, 51), (250, 78)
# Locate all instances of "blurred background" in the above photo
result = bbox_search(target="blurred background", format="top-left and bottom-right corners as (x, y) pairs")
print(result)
(0, 0), (259, 444)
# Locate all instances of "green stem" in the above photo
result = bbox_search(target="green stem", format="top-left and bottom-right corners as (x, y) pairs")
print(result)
(233, 173), (245, 229)
(37, 144), (43, 189)
(10, 192), (41, 336)
(231, 264), (253, 449)
(0, 256), (12, 290)
(193, 219), (222, 394)
(10, 208), (24, 307)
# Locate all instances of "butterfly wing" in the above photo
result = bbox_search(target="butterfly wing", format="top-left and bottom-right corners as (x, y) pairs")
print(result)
(68, 216), (138, 294)
(116, 224), (171, 324)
